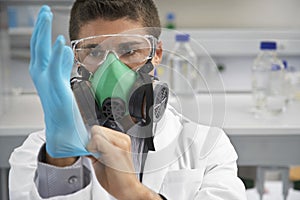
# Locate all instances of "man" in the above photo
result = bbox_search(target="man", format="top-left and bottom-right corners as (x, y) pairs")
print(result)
(9, 0), (246, 199)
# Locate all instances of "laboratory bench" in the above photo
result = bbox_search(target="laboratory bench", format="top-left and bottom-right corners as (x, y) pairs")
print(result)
(1, 93), (300, 200)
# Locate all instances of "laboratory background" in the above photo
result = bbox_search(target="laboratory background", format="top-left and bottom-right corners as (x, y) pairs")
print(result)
(1, 0), (300, 199)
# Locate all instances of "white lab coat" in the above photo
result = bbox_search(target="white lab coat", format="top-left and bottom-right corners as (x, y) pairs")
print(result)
(9, 106), (246, 200)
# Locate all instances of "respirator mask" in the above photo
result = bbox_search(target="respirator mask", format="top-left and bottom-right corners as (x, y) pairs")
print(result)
(70, 34), (169, 150)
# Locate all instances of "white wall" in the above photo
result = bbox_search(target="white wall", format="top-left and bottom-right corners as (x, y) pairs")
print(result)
(155, 0), (300, 29)
(0, 8), (11, 116)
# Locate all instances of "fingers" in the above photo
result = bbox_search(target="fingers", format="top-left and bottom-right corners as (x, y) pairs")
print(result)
(29, 5), (53, 75)
(87, 126), (131, 154)
(44, 35), (74, 91)
(30, 6), (50, 66)
(48, 35), (66, 82)
(36, 8), (53, 69)
(61, 46), (75, 81)
(87, 126), (136, 173)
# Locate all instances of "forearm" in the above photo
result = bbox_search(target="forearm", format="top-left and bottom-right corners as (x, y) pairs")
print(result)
(45, 150), (78, 167)
(35, 144), (90, 198)
(128, 183), (164, 200)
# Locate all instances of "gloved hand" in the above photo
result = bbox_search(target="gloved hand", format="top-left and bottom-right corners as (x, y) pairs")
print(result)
(29, 5), (90, 158)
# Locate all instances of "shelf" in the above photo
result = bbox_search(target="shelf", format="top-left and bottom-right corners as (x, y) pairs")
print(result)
(160, 29), (300, 56)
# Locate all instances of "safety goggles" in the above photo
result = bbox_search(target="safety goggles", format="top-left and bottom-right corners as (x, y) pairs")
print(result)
(71, 34), (158, 72)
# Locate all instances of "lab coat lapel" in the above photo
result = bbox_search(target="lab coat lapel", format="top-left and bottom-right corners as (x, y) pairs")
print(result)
(142, 107), (183, 192)
(142, 151), (170, 192)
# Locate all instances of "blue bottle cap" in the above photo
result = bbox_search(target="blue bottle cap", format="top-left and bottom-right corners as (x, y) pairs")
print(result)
(175, 34), (190, 42)
(271, 64), (281, 71)
(282, 60), (288, 69)
(260, 41), (277, 50)
(154, 67), (158, 78)
(167, 12), (175, 21)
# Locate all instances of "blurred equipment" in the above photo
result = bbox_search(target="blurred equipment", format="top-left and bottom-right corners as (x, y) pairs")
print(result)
(165, 12), (176, 29)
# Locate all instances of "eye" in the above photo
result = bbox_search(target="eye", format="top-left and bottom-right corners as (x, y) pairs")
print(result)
(89, 48), (104, 58)
(117, 42), (140, 57)
(120, 49), (136, 56)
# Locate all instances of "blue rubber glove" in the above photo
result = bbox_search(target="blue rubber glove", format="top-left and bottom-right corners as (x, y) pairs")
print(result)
(29, 5), (91, 158)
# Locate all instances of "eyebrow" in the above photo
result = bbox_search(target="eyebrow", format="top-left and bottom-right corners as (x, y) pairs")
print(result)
(118, 41), (144, 49)
(78, 43), (99, 49)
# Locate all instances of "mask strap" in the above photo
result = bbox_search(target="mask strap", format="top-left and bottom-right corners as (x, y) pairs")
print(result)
(129, 60), (154, 122)
(70, 80), (101, 127)
(77, 66), (92, 80)
(137, 60), (154, 74)
(139, 61), (156, 151)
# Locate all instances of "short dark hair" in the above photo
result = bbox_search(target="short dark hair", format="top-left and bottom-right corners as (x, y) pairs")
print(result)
(69, 0), (161, 41)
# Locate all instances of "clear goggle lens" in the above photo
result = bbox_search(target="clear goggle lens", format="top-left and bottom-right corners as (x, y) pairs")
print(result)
(71, 34), (157, 72)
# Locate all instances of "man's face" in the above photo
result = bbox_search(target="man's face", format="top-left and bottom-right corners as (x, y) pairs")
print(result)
(77, 18), (162, 72)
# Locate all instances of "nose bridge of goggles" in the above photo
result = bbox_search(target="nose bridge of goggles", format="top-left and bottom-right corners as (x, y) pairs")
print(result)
(102, 50), (121, 64)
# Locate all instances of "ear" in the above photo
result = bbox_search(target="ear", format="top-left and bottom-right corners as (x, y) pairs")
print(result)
(152, 41), (163, 67)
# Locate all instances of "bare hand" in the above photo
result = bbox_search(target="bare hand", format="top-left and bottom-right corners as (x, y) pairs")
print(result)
(87, 126), (162, 200)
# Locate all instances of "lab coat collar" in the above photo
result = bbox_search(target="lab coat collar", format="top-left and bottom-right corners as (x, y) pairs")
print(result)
(153, 104), (184, 151)
(142, 105), (183, 192)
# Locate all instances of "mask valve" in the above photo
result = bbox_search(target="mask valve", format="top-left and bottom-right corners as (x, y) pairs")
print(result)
(102, 98), (126, 121)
